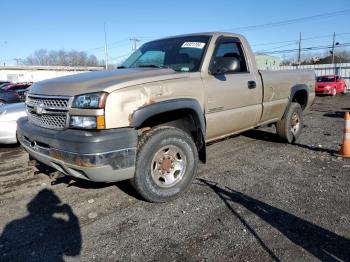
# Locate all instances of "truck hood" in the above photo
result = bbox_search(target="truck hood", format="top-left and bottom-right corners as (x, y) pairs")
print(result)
(29, 68), (189, 96)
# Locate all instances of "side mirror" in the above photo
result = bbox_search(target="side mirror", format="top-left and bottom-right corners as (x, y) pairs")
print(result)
(210, 57), (240, 75)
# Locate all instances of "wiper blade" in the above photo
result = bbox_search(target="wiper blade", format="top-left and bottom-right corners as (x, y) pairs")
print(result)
(137, 64), (169, 69)
(117, 66), (127, 69)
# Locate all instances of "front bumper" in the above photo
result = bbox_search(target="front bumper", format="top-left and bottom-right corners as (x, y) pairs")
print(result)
(17, 117), (138, 182)
(315, 88), (332, 94)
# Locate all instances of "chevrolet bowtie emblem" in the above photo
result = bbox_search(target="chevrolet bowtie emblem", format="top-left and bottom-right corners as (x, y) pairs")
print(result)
(35, 103), (45, 115)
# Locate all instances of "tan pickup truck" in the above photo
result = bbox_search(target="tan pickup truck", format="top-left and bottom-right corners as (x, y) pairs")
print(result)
(18, 32), (315, 202)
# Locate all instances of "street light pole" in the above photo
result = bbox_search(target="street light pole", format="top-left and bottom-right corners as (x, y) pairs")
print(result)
(104, 23), (109, 70)
(297, 32), (302, 66)
(130, 38), (140, 51)
(331, 32), (336, 64)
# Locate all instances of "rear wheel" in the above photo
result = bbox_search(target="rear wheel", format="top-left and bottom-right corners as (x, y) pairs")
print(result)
(132, 127), (198, 203)
(342, 86), (347, 95)
(276, 102), (303, 144)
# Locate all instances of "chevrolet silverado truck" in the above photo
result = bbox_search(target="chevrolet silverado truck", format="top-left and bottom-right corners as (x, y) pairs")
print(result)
(18, 32), (315, 202)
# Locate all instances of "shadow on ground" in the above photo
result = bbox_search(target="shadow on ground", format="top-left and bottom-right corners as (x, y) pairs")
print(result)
(198, 178), (350, 262)
(0, 143), (20, 149)
(35, 161), (143, 200)
(242, 129), (284, 144)
(0, 189), (82, 261)
(242, 129), (337, 155)
(323, 111), (345, 118)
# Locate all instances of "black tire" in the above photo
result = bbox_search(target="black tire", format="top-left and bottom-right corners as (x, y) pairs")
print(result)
(276, 102), (303, 144)
(132, 126), (198, 203)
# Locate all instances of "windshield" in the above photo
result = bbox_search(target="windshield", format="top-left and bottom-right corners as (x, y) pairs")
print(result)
(121, 36), (210, 72)
(317, 76), (335, 82)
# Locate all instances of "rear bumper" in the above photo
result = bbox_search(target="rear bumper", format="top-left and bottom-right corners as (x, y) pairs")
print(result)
(17, 117), (138, 182)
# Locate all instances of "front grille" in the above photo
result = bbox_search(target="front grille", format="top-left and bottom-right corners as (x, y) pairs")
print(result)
(27, 95), (69, 109)
(29, 112), (68, 129)
(26, 95), (71, 130)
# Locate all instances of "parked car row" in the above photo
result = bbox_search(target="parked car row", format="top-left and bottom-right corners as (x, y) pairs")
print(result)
(0, 82), (32, 105)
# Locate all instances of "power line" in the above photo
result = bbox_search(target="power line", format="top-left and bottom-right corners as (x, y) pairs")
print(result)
(82, 8), (350, 56)
(220, 9), (350, 32)
(258, 43), (350, 55)
(84, 39), (130, 52)
(252, 32), (350, 47)
(257, 42), (297, 52)
(255, 32), (350, 53)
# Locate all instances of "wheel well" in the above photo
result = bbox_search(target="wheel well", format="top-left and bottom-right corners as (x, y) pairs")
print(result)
(292, 90), (308, 110)
(137, 109), (206, 163)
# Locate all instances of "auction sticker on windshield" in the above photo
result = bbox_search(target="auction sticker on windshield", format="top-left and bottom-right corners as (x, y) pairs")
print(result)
(181, 42), (206, 49)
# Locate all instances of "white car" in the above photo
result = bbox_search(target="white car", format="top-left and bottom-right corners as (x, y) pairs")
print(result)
(0, 103), (26, 144)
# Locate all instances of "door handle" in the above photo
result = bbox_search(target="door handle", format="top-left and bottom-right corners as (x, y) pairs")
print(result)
(248, 81), (256, 89)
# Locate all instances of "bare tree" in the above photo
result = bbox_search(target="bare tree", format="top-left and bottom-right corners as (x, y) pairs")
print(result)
(336, 48), (350, 61)
(24, 49), (101, 66)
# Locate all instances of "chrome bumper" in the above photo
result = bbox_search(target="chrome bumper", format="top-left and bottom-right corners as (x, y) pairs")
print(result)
(19, 135), (136, 182)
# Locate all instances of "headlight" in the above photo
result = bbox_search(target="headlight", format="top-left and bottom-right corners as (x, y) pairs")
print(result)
(72, 92), (108, 109)
(70, 115), (105, 129)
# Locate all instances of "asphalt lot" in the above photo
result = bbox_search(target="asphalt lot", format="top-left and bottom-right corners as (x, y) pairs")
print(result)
(0, 95), (350, 261)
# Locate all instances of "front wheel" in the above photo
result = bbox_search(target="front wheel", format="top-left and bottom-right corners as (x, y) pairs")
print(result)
(332, 87), (337, 96)
(132, 127), (198, 203)
(276, 102), (303, 144)
(0, 100), (6, 106)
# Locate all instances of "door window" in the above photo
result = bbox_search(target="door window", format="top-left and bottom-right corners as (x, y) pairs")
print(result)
(212, 39), (248, 73)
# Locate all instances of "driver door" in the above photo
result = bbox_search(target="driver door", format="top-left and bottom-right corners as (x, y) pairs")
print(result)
(203, 37), (262, 140)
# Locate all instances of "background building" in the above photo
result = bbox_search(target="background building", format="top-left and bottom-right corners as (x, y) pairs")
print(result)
(255, 55), (281, 70)
(0, 66), (104, 83)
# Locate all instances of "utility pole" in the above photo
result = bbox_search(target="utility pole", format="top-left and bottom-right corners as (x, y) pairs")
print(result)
(130, 38), (140, 51)
(331, 32), (336, 64)
(297, 32), (302, 66)
(14, 58), (21, 65)
(104, 23), (109, 70)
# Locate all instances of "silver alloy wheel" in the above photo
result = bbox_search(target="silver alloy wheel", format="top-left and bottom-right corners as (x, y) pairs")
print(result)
(151, 145), (187, 188)
(290, 112), (300, 135)
(0, 101), (5, 106)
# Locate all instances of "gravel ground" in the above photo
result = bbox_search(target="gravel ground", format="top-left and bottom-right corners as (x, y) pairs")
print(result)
(0, 95), (350, 262)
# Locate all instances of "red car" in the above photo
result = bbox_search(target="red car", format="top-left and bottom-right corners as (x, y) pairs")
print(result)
(1, 83), (32, 103)
(316, 75), (347, 96)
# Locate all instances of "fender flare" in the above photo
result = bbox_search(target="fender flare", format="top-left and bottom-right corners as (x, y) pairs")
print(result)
(131, 98), (207, 163)
(290, 84), (309, 102)
(283, 84), (309, 117)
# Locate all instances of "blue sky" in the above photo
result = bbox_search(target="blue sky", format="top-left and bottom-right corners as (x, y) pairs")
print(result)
(1, 0), (350, 65)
